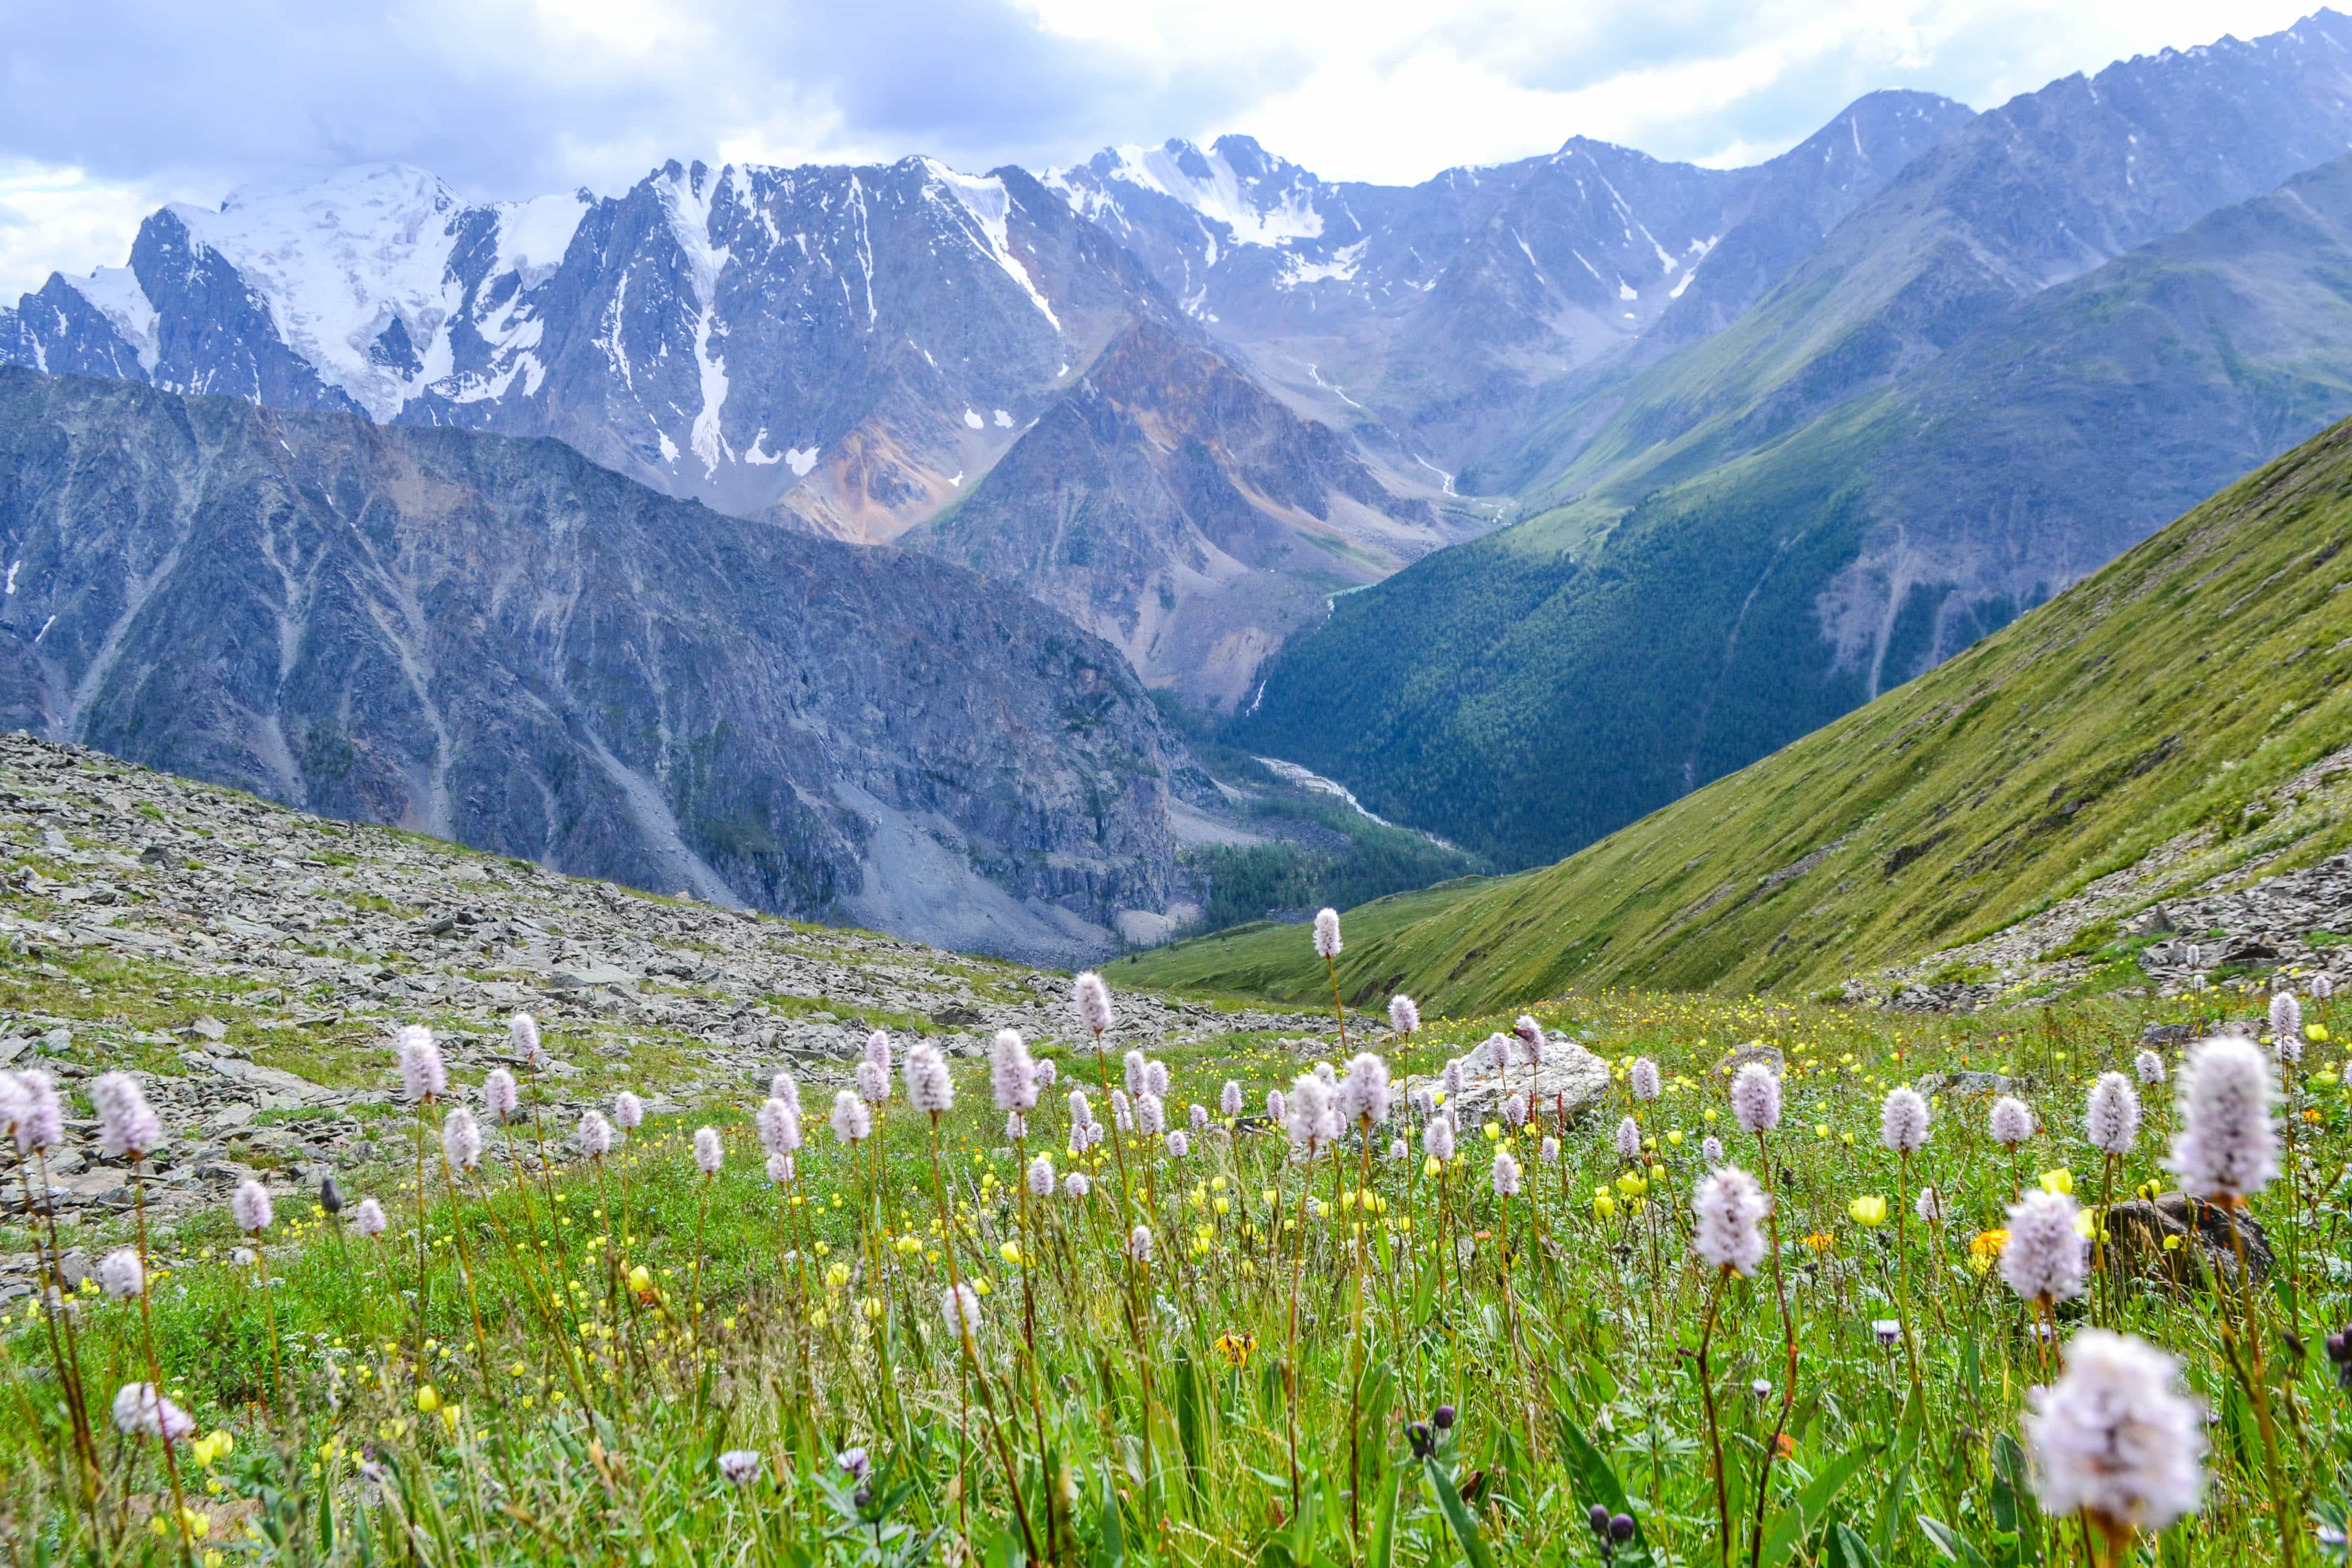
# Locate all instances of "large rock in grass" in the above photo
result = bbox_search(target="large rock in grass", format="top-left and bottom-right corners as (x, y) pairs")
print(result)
(1405, 1040), (1611, 1126)
(2102, 1192), (2272, 1290)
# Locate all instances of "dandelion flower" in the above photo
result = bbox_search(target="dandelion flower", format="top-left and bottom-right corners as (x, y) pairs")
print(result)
(396, 1026), (445, 1104)
(2169, 1037), (2277, 1201)
(1630, 1058), (1661, 1102)
(1990, 1095), (2036, 1149)
(904, 1044), (953, 1115)
(1693, 1167), (1769, 1275)
(2025, 1329), (2205, 1534)
(100, 1247), (144, 1300)
(89, 1071), (163, 1161)
(1390, 995), (1420, 1036)
(942, 1282), (982, 1337)
(354, 1198), (387, 1237)
(439, 1109), (482, 1173)
(2134, 1050), (2166, 1087)
(1614, 1116), (1642, 1161)
(989, 1030), (1037, 1112)
(614, 1091), (645, 1131)
(2002, 1189), (2088, 1305)
(1731, 1063), (1782, 1135)
(693, 1126), (723, 1175)
(578, 1110), (615, 1158)
(1073, 971), (1115, 1036)
(2084, 1073), (2141, 1157)
(1313, 907), (1342, 960)
(1880, 1087), (1930, 1155)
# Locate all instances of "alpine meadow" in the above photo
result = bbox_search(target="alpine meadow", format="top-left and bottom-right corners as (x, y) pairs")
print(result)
(12, 5), (2352, 1568)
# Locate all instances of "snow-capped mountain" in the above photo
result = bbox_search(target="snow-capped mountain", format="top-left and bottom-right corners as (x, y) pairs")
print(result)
(0, 156), (1199, 542)
(1043, 92), (1977, 479)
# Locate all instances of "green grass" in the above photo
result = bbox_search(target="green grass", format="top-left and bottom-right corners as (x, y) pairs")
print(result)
(6, 982), (2344, 1564)
(1123, 410), (2352, 1013)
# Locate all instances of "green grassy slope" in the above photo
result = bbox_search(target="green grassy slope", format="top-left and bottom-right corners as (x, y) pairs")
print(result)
(1114, 409), (2352, 1010)
(1231, 154), (2352, 873)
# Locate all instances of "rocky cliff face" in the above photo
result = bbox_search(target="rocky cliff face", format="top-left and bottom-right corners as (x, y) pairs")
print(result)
(909, 319), (1461, 709)
(0, 368), (1208, 963)
(0, 158), (1173, 544)
(1043, 94), (1974, 479)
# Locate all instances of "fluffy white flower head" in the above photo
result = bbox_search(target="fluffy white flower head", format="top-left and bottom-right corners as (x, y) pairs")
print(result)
(1990, 1095), (2036, 1148)
(2084, 1072), (2141, 1157)
(831, 1090), (870, 1145)
(1692, 1166), (1770, 1276)
(904, 1044), (954, 1115)
(91, 1071), (163, 1160)
(1630, 1057), (1661, 1102)
(2001, 1189), (2088, 1305)
(693, 1125), (724, 1175)
(440, 1109), (482, 1172)
(1389, 995), (1420, 1035)
(1879, 1087), (1930, 1155)
(990, 1030), (1037, 1113)
(396, 1025), (446, 1104)
(1073, 971), (1115, 1036)
(2169, 1037), (2278, 1201)
(1313, 907), (1342, 960)
(2025, 1329), (2206, 1533)
(1730, 1063), (1782, 1135)
(232, 1178), (274, 1233)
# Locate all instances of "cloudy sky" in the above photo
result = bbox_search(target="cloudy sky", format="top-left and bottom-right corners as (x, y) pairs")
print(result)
(0, 0), (2319, 296)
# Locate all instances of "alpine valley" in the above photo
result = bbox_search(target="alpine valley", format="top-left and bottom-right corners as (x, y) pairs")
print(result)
(13, 10), (2352, 960)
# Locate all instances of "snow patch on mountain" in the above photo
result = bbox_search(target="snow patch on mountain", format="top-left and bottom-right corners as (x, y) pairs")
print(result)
(165, 164), (474, 420)
(923, 162), (1061, 330)
(656, 164), (736, 475)
(1079, 142), (1325, 248)
(61, 266), (159, 372)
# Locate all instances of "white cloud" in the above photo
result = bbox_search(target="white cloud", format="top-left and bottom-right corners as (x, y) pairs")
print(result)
(0, 163), (197, 300)
(0, 0), (2326, 301)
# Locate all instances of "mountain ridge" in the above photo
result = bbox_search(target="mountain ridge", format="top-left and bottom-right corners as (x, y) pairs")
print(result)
(0, 365), (1209, 964)
(1112, 401), (2352, 1009)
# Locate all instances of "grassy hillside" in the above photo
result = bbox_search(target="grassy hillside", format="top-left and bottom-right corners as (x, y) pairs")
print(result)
(1230, 154), (2352, 873)
(1115, 408), (2352, 1010)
